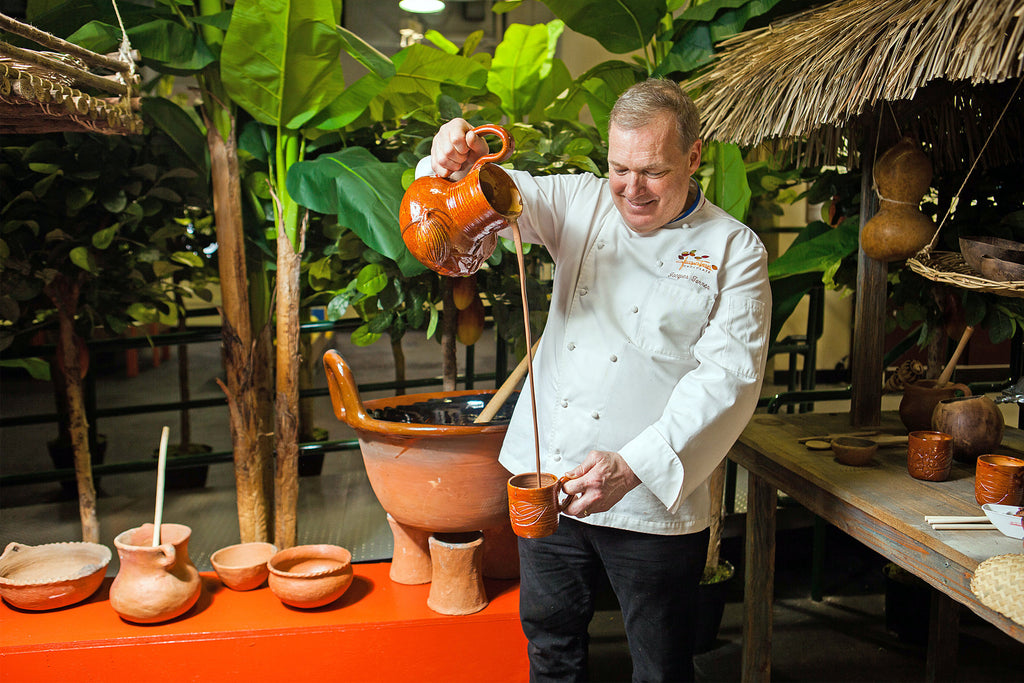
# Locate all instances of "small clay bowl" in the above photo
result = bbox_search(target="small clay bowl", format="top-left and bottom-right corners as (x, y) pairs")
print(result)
(0, 541), (111, 610)
(831, 437), (878, 466)
(268, 544), (353, 609)
(211, 542), (277, 591)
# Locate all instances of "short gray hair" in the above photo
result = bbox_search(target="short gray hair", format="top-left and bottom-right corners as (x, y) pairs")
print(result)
(609, 79), (701, 152)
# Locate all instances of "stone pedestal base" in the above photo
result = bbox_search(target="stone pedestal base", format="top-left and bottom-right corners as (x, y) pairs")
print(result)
(427, 532), (488, 616)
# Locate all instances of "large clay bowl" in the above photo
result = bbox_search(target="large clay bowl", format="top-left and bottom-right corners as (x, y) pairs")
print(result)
(324, 350), (513, 533)
(979, 254), (1024, 282)
(268, 544), (353, 609)
(211, 542), (277, 591)
(0, 541), (111, 610)
(960, 235), (1024, 274)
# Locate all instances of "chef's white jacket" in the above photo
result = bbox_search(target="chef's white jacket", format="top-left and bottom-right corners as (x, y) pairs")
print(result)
(416, 160), (771, 535)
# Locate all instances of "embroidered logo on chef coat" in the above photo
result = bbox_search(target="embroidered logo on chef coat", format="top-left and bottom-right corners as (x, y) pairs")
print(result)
(670, 249), (718, 289)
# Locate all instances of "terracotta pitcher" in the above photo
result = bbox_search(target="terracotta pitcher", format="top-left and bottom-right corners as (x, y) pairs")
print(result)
(109, 523), (201, 624)
(898, 379), (971, 433)
(400, 124), (523, 276)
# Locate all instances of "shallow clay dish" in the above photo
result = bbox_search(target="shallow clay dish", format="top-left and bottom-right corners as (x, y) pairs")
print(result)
(268, 544), (353, 608)
(0, 541), (111, 610)
(211, 542), (277, 591)
(959, 235), (1024, 274)
(831, 437), (878, 466)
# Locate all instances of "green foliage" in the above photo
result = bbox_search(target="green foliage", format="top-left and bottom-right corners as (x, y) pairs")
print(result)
(0, 131), (215, 354)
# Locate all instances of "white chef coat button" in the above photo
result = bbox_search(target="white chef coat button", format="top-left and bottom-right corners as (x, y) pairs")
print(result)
(681, 223), (690, 229)
(609, 354), (617, 362)
(553, 454), (562, 462)
(580, 287), (588, 296)
(657, 259), (664, 267)
(597, 241), (606, 249)
(631, 305), (639, 313)
(561, 400), (569, 408)
(591, 411), (600, 420)
(567, 342), (576, 350)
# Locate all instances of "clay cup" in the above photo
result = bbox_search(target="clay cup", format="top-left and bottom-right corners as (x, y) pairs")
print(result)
(907, 431), (954, 482)
(508, 473), (572, 538)
(975, 455), (1024, 506)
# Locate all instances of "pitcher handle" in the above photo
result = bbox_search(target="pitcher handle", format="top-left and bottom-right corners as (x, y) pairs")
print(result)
(470, 124), (515, 169)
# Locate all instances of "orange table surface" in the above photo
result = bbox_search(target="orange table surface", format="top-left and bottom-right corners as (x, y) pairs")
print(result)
(1, 562), (528, 682)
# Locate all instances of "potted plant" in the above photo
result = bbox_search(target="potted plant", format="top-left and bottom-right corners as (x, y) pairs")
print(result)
(0, 129), (212, 540)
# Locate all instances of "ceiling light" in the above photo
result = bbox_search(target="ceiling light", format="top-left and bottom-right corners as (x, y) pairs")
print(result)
(399, 0), (445, 13)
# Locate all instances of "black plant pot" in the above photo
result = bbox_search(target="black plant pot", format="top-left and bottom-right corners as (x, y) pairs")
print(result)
(47, 435), (107, 498)
(693, 560), (735, 654)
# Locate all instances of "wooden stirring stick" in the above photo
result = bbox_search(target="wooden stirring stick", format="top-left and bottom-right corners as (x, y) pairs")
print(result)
(936, 325), (974, 386)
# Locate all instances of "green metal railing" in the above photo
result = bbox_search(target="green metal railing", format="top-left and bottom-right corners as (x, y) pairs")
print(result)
(1, 315), (510, 487)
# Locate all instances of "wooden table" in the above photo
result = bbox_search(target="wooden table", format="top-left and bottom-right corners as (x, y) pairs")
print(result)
(730, 411), (1023, 682)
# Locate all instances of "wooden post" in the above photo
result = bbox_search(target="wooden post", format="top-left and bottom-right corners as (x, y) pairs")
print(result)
(742, 471), (776, 683)
(851, 134), (885, 428)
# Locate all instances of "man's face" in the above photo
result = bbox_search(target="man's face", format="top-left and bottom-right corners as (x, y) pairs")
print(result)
(607, 112), (702, 234)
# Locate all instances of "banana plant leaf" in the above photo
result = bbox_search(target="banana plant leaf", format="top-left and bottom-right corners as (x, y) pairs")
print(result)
(487, 20), (564, 121)
(368, 44), (489, 122)
(702, 141), (751, 223)
(653, 0), (784, 77)
(540, 0), (667, 54)
(221, 0), (345, 130)
(287, 147), (425, 277)
(141, 98), (209, 174)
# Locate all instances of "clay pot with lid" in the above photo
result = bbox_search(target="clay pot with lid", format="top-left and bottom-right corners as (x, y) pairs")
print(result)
(109, 523), (201, 623)
(860, 137), (936, 262)
(898, 379), (971, 433)
(931, 394), (1005, 463)
(399, 124), (523, 277)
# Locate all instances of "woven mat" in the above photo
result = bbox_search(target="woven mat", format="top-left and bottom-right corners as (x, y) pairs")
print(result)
(971, 554), (1024, 625)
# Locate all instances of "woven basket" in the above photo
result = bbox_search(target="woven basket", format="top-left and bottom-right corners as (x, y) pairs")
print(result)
(907, 249), (1024, 298)
(970, 553), (1024, 625)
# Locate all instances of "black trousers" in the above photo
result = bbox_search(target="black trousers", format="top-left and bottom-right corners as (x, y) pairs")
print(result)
(518, 517), (710, 683)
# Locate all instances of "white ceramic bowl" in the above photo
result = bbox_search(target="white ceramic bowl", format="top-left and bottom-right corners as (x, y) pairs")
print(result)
(982, 504), (1024, 539)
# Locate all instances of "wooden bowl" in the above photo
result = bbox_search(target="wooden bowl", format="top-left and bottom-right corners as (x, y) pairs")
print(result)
(979, 254), (1024, 282)
(831, 437), (878, 466)
(268, 544), (353, 608)
(0, 541), (111, 610)
(211, 542), (277, 591)
(959, 235), (1024, 274)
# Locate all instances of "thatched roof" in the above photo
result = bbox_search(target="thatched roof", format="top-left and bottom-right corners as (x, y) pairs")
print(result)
(688, 0), (1024, 171)
(1, 13), (143, 135)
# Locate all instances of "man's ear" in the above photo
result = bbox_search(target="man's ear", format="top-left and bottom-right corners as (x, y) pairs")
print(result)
(688, 140), (702, 174)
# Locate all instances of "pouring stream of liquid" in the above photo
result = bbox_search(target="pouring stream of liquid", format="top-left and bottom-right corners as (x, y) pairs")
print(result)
(510, 219), (542, 488)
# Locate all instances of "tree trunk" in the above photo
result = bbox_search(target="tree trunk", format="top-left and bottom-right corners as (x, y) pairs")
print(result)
(705, 459), (727, 571)
(45, 276), (99, 543)
(391, 336), (406, 396)
(207, 115), (270, 543)
(442, 278), (457, 392)
(273, 219), (305, 549)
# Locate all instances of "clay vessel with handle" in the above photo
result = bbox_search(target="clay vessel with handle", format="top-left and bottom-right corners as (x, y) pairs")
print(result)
(898, 379), (971, 432)
(400, 124), (523, 277)
(109, 523), (201, 624)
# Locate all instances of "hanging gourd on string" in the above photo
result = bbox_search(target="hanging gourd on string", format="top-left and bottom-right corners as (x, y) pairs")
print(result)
(860, 137), (936, 262)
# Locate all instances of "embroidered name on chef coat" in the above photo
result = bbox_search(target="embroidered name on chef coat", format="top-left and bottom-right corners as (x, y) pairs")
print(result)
(669, 248), (718, 290)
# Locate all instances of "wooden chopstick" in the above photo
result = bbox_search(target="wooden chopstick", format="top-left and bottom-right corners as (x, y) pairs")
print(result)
(930, 523), (997, 530)
(925, 515), (988, 524)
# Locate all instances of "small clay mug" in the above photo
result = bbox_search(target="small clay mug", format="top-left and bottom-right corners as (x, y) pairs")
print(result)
(974, 454), (1024, 506)
(508, 472), (572, 538)
(907, 430), (954, 482)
